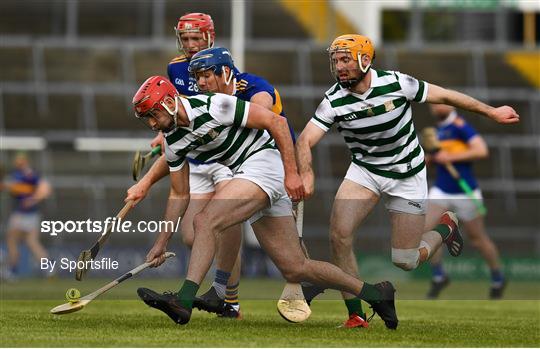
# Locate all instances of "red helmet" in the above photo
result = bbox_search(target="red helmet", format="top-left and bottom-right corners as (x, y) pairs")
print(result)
(175, 12), (215, 53)
(133, 76), (179, 124)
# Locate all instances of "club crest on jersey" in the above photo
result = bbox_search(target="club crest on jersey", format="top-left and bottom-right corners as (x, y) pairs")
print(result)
(384, 100), (395, 112)
(207, 129), (219, 139)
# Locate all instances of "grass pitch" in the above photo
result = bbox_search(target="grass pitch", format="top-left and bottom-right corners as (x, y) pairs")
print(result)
(1, 278), (538, 347)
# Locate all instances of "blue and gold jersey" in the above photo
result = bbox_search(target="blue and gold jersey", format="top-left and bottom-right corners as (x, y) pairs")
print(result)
(9, 169), (40, 213)
(234, 72), (295, 142)
(167, 55), (199, 96)
(166, 58), (293, 163)
(435, 113), (479, 193)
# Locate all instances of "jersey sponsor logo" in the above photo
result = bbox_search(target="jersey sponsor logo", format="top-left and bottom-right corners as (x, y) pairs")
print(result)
(342, 103), (376, 121)
(407, 201), (421, 209)
(174, 78), (185, 86)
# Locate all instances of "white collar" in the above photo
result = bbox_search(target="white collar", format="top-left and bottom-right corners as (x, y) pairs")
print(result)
(438, 110), (458, 127)
(346, 69), (376, 98)
(179, 96), (196, 122)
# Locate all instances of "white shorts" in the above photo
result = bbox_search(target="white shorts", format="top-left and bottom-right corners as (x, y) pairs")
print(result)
(8, 212), (41, 233)
(344, 163), (427, 215)
(189, 162), (233, 194)
(233, 149), (293, 224)
(428, 186), (483, 222)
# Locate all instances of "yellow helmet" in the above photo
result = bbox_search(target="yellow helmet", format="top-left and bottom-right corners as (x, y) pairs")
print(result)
(328, 34), (375, 74)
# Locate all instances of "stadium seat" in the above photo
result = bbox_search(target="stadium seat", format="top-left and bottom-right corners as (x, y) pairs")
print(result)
(78, 0), (152, 37)
(0, 47), (33, 81)
(397, 51), (472, 87)
(485, 52), (533, 88)
(44, 47), (123, 82)
(245, 51), (297, 85)
(3, 93), (81, 130)
(133, 49), (177, 83)
(94, 95), (149, 131)
(0, 0), (65, 35)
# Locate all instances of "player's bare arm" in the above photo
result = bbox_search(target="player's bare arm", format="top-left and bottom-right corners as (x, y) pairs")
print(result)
(249, 91), (274, 110)
(146, 164), (190, 267)
(426, 84), (520, 124)
(125, 155), (169, 205)
(433, 135), (488, 164)
(295, 122), (327, 198)
(22, 179), (52, 208)
(244, 102), (304, 201)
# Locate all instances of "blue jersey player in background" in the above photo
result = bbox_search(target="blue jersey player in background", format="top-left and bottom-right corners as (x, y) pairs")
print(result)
(424, 104), (506, 299)
(2, 152), (51, 280)
(189, 46), (295, 142)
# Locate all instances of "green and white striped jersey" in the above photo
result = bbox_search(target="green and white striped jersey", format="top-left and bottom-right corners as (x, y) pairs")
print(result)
(164, 93), (276, 172)
(311, 69), (428, 179)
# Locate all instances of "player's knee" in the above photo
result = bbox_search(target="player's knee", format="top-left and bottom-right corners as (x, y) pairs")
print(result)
(180, 219), (194, 247)
(468, 234), (487, 250)
(391, 248), (420, 271)
(279, 261), (306, 283)
(181, 231), (194, 247)
(193, 212), (220, 234)
(330, 228), (353, 251)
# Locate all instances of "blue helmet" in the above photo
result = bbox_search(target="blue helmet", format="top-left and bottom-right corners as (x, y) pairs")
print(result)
(188, 47), (235, 77)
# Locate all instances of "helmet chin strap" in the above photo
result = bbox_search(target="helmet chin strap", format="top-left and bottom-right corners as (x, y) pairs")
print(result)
(161, 96), (180, 129)
(222, 67), (234, 86)
(357, 53), (371, 73)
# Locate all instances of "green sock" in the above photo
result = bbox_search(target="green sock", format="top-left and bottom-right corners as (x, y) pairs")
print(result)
(177, 279), (199, 309)
(358, 283), (382, 304)
(433, 223), (451, 240)
(344, 298), (364, 316)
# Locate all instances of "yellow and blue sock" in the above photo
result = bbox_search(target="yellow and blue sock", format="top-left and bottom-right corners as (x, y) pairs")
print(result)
(212, 269), (231, 299)
(225, 282), (240, 310)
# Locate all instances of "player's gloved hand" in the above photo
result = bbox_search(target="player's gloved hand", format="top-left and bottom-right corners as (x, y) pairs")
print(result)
(285, 173), (305, 202)
(300, 170), (315, 199)
(125, 180), (151, 206)
(488, 106), (520, 124)
(146, 243), (167, 267)
(150, 132), (165, 155)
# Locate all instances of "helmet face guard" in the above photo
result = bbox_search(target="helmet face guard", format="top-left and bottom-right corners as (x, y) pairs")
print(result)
(188, 47), (236, 91)
(175, 13), (215, 55)
(134, 107), (161, 131)
(133, 76), (180, 132)
(327, 34), (374, 88)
